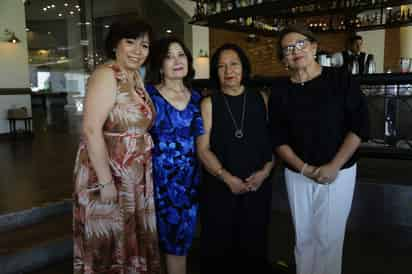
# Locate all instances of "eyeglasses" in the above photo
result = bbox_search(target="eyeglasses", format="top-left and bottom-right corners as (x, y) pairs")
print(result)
(282, 39), (310, 56)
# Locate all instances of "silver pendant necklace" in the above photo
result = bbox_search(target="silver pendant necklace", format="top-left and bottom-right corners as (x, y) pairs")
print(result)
(222, 91), (247, 139)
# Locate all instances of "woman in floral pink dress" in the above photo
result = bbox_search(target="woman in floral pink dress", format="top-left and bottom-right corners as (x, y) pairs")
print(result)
(73, 20), (161, 274)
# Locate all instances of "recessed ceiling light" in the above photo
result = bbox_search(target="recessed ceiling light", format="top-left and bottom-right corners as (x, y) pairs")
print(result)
(43, 7), (47, 11)
(166, 29), (172, 33)
(386, 7), (392, 10)
(75, 5), (80, 9)
(104, 25), (110, 29)
(58, 13), (63, 17)
(64, 3), (68, 7)
(47, 5), (51, 9)
(85, 22), (91, 25)
(25, 28), (30, 31)
(70, 11), (74, 15)
(51, 4), (55, 8)
(48, 31), (52, 35)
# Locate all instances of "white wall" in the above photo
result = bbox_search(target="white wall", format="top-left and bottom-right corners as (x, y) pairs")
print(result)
(0, 0), (31, 134)
(358, 29), (385, 73)
(400, 26), (412, 59)
(192, 25), (210, 79)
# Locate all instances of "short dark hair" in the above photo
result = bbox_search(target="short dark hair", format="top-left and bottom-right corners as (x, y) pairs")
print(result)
(210, 43), (251, 89)
(348, 34), (363, 45)
(104, 19), (153, 62)
(147, 36), (195, 88)
(277, 24), (318, 60)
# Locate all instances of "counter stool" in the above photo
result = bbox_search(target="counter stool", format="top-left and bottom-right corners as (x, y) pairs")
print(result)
(7, 116), (33, 136)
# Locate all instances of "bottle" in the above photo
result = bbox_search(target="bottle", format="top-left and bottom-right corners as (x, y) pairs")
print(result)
(215, 0), (221, 13)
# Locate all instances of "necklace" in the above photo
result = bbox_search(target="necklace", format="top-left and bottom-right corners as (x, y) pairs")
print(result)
(222, 91), (247, 139)
(292, 66), (323, 86)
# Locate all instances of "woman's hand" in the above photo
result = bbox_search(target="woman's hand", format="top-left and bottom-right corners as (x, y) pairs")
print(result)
(302, 164), (319, 180)
(245, 169), (268, 192)
(222, 172), (248, 194)
(314, 163), (340, 185)
(100, 183), (118, 203)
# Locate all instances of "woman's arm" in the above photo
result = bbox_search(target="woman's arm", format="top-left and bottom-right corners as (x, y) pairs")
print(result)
(82, 66), (117, 202)
(196, 97), (248, 194)
(276, 145), (318, 179)
(245, 158), (274, 191)
(315, 132), (361, 184)
(315, 71), (369, 184)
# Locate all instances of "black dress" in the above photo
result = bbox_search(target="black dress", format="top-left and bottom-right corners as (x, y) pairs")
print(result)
(199, 89), (273, 274)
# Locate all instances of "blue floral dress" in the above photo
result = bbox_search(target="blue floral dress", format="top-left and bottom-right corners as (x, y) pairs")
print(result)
(146, 84), (204, 255)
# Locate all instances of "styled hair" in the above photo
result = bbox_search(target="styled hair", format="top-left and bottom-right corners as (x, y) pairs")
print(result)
(209, 43), (251, 89)
(347, 34), (363, 47)
(276, 24), (318, 60)
(147, 36), (195, 88)
(104, 19), (153, 63)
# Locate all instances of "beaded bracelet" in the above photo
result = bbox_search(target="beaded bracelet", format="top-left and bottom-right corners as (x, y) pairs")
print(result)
(215, 167), (224, 180)
(99, 179), (114, 188)
(300, 163), (308, 175)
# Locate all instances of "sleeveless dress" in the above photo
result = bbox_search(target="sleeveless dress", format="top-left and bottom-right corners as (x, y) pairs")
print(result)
(199, 89), (273, 274)
(73, 65), (162, 274)
(146, 85), (204, 256)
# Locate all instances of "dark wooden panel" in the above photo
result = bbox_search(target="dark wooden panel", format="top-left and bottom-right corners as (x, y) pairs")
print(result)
(0, 89), (31, 95)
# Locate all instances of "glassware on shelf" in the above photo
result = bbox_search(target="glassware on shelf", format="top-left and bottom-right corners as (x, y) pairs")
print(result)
(400, 57), (411, 73)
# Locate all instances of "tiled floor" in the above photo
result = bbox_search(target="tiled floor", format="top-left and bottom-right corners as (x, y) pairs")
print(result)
(1, 107), (411, 274)
(28, 211), (412, 274)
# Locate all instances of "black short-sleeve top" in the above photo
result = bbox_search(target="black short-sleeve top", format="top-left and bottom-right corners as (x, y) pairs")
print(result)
(268, 67), (369, 172)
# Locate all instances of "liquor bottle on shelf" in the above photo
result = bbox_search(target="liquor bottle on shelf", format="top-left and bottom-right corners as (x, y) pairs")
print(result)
(215, 0), (222, 13)
(330, 0), (338, 9)
(192, 1), (202, 20)
(208, 2), (215, 15)
(387, 8), (393, 24)
(202, 1), (208, 16)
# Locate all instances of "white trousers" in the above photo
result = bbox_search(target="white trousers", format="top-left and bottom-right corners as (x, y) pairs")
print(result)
(285, 164), (356, 274)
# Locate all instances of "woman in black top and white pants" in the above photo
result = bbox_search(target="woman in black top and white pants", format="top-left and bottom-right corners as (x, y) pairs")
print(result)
(269, 25), (369, 274)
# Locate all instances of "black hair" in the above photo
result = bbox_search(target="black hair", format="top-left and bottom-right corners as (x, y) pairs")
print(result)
(104, 19), (153, 63)
(209, 43), (251, 89)
(277, 24), (318, 60)
(348, 34), (363, 46)
(147, 36), (195, 88)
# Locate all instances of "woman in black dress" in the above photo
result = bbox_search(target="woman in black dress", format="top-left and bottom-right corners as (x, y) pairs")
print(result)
(268, 25), (369, 274)
(197, 43), (274, 274)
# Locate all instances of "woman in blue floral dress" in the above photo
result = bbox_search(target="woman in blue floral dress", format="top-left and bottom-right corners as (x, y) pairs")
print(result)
(146, 37), (204, 274)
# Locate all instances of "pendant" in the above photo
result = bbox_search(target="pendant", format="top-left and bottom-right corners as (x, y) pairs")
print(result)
(235, 129), (244, 138)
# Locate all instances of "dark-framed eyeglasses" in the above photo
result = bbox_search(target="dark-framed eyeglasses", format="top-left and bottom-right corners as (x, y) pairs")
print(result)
(282, 39), (310, 56)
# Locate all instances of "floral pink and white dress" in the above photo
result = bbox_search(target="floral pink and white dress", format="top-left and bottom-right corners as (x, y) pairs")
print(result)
(73, 64), (161, 274)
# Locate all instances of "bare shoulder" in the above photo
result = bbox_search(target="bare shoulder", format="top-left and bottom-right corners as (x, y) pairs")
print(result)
(201, 95), (212, 105)
(90, 65), (115, 81)
(200, 96), (212, 110)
